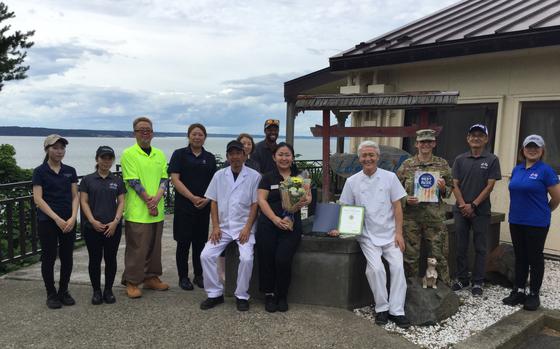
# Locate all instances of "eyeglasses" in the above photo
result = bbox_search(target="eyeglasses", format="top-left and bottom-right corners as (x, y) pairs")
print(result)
(134, 129), (153, 134)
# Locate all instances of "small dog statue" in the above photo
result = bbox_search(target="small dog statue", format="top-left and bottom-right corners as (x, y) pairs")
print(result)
(422, 257), (438, 289)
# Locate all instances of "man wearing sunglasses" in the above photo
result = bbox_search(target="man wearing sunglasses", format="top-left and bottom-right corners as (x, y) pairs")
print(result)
(252, 119), (281, 174)
(120, 116), (170, 298)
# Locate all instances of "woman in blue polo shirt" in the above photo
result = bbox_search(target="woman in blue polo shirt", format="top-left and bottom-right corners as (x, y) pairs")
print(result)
(32, 134), (79, 309)
(80, 146), (125, 305)
(503, 135), (560, 311)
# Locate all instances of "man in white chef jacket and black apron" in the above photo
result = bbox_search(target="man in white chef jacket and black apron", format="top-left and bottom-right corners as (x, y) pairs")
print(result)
(199, 140), (261, 311)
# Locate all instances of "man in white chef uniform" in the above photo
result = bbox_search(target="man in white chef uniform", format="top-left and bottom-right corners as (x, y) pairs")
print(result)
(199, 140), (261, 311)
(331, 140), (411, 328)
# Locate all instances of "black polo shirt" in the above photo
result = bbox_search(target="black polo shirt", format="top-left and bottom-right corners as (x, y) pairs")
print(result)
(32, 162), (78, 222)
(79, 171), (126, 224)
(168, 146), (217, 214)
(257, 167), (301, 224)
(452, 150), (501, 215)
(252, 140), (276, 174)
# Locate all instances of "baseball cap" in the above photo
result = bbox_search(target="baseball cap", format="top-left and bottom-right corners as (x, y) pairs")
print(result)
(43, 134), (68, 150)
(468, 124), (488, 135)
(226, 140), (244, 153)
(416, 129), (436, 141)
(96, 146), (116, 158)
(264, 119), (280, 129)
(522, 134), (545, 148)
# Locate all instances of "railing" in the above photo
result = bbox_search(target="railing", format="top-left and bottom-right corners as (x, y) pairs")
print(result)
(1, 160), (331, 266)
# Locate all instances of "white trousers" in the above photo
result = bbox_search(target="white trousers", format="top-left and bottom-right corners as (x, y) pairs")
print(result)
(200, 233), (255, 300)
(359, 240), (407, 315)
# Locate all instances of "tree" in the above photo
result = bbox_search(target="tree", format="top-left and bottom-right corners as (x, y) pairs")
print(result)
(0, 2), (34, 91)
(0, 143), (32, 185)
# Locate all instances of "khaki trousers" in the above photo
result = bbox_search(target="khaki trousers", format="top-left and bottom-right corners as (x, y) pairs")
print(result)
(122, 221), (164, 285)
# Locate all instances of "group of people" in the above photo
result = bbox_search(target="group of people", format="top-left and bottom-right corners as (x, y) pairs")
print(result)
(32, 117), (559, 328)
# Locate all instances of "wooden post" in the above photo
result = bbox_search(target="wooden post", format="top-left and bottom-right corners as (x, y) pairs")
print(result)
(335, 111), (350, 154)
(419, 109), (430, 128)
(322, 109), (331, 203)
(285, 101), (296, 146)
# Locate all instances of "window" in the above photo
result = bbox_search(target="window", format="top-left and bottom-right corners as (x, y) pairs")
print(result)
(519, 101), (560, 172)
(403, 103), (498, 165)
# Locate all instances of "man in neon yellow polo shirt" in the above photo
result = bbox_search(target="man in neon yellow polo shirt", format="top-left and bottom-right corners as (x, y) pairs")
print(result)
(121, 116), (170, 298)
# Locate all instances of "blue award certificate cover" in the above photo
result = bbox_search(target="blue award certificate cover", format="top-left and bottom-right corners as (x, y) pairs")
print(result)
(311, 203), (341, 233)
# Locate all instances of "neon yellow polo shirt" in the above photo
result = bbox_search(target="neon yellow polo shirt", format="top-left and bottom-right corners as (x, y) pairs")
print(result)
(121, 143), (168, 223)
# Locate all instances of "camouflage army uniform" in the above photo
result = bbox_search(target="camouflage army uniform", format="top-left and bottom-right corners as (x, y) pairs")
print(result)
(396, 154), (452, 284)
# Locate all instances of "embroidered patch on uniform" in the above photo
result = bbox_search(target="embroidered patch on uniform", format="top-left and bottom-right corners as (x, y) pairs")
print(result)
(63, 173), (72, 178)
(109, 182), (119, 190)
(480, 162), (489, 169)
(529, 173), (539, 180)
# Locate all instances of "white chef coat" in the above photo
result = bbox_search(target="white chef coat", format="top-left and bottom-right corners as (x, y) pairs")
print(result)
(204, 165), (261, 238)
(339, 168), (407, 246)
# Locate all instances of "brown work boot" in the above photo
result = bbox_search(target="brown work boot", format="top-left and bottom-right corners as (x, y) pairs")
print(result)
(143, 277), (169, 291)
(126, 283), (142, 298)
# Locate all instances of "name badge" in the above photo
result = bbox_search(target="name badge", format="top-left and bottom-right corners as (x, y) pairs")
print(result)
(270, 184), (279, 190)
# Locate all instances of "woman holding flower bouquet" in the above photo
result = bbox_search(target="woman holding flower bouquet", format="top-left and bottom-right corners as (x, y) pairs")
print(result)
(256, 142), (311, 313)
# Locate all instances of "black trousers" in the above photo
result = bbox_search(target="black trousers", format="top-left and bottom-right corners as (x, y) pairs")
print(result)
(38, 219), (76, 295)
(83, 223), (122, 291)
(256, 223), (301, 298)
(453, 212), (490, 284)
(175, 213), (210, 278)
(510, 223), (549, 294)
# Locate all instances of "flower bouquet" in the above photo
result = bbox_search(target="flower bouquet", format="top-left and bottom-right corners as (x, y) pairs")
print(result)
(279, 176), (310, 230)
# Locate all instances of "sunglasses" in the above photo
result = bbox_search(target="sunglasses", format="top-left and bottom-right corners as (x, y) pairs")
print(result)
(134, 128), (153, 134)
(265, 119), (280, 127)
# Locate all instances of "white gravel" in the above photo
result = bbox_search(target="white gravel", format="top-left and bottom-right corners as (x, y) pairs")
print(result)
(354, 259), (560, 349)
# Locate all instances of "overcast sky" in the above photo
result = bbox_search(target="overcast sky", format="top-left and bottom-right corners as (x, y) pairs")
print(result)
(0, 0), (457, 136)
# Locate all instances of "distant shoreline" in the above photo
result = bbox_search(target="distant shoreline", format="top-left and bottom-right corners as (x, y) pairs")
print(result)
(0, 126), (315, 139)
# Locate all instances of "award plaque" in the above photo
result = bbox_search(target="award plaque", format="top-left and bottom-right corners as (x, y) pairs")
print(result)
(337, 205), (365, 235)
(414, 171), (440, 203)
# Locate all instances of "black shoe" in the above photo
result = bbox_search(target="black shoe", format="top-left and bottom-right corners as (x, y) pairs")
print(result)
(58, 290), (76, 306)
(451, 280), (469, 291)
(200, 295), (224, 310)
(502, 290), (525, 306)
(91, 290), (103, 305)
(265, 295), (277, 313)
(471, 284), (483, 297)
(388, 313), (411, 329)
(179, 277), (194, 291)
(277, 297), (288, 312)
(46, 293), (62, 309)
(375, 311), (388, 325)
(236, 298), (250, 311)
(193, 275), (204, 289)
(103, 289), (116, 304)
(523, 293), (540, 311)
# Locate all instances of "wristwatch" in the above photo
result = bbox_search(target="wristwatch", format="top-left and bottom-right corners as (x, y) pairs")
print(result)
(470, 202), (478, 210)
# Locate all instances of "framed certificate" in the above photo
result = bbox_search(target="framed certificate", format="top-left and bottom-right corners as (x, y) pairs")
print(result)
(414, 171), (440, 203)
(337, 205), (365, 235)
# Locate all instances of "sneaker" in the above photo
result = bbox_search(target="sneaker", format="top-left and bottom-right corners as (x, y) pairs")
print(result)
(388, 313), (411, 329)
(58, 290), (76, 306)
(193, 275), (204, 289)
(91, 290), (103, 305)
(200, 295), (224, 310)
(179, 277), (194, 291)
(451, 280), (469, 291)
(502, 290), (525, 306)
(126, 282), (142, 298)
(103, 289), (116, 304)
(375, 311), (388, 325)
(236, 298), (250, 311)
(472, 284), (483, 297)
(523, 293), (540, 311)
(265, 295), (277, 313)
(46, 293), (62, 309)
(143, 277), (169, 291)
(277, 297), (288, 312)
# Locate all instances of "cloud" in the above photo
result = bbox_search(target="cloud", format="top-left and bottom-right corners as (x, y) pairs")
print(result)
(27, 41), (110, 77)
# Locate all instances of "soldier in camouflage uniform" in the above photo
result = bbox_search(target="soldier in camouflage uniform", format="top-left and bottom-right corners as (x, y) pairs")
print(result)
(396, 129), (453, 284)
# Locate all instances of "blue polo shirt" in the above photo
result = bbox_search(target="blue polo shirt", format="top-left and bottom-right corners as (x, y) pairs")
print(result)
(32, 162), (78, 222)
(509, 161), (559, 227)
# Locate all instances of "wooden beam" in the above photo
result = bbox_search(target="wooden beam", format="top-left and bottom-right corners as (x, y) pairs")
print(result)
(310, 125), (443, 138)
(322, 110), (331, 203)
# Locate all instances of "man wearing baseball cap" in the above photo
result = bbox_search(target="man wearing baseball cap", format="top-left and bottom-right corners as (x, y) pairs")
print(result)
(199, 140), (261, 311)
(451, 124), (501, 296)
(252, 119), (280, 174)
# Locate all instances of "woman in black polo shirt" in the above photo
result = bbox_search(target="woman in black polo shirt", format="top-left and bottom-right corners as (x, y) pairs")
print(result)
(256, 142), (311, 312)
(169, 123), (217, 290)
(80, 146), (125, 305)
(32, 134), (79, 309)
